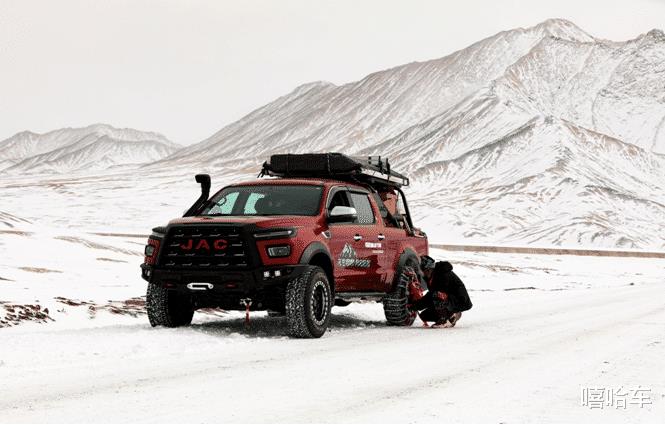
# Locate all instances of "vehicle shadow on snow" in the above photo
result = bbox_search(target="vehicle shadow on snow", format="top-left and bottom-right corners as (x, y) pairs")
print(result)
(190, 313), (387, 338)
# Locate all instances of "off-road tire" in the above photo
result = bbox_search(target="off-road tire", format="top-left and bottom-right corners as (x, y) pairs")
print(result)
(383, 261), (418, 326)
(286, 266), (332, 338)
(146, 282), (194, 327)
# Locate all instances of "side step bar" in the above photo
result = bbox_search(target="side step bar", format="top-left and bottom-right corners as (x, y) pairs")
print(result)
(335, 292), (385, 302)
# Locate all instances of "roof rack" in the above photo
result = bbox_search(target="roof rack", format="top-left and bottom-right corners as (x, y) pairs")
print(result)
(260, 153), (409, 187)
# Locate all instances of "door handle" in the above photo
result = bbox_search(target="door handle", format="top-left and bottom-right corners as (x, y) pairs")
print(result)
(353, 234), (362, 241)
(378, 234), (385, 240)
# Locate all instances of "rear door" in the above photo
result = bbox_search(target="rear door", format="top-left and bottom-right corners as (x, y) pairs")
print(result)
(326, 187), (382, 291)
(372, 190), (413, 289)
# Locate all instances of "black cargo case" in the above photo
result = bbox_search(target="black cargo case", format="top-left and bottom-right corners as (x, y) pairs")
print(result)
(261, 153), (409, 187)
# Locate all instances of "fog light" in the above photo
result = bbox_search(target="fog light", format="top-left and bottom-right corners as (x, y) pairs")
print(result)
(263, 271), (270, 278)
(274, 270), (281, 277)
(145, 244), (155, 256)
(267, 245), (290, 257)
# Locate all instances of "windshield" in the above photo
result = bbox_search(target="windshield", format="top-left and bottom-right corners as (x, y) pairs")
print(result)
(200, 184), (324, 216)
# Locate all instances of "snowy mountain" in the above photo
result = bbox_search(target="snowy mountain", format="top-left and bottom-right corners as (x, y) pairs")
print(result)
(409, 117), (665, 248)
(163, 19), (664, 165)
(0, 124), (179, 174)
(155, 18), (665, 249)
(160, 19), (597, 167)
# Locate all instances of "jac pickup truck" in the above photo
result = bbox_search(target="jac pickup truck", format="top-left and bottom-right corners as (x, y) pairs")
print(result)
(140, 153), (428, 337)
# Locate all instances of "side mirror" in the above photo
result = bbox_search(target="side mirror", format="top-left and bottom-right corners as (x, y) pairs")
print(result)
(328, 206), (357, 223)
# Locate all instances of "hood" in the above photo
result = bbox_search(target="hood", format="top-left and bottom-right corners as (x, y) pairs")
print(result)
(168, 215), (321, 229)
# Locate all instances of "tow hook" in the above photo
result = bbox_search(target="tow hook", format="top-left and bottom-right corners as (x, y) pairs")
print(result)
(240, 298), (253, 328)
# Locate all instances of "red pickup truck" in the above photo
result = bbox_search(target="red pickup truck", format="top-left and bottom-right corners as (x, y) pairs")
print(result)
(140, 153), (428, 337)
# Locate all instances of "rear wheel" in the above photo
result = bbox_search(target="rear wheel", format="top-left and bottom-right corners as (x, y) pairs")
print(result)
(146, 282), (194, 327)
(286, 266), (333, 338)
(383, 260), (419, 326)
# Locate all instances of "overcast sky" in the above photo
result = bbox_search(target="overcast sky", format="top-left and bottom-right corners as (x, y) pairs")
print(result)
(1, 0), (663, 145)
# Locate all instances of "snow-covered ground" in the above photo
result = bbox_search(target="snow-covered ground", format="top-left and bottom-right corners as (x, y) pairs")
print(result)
(0, 167), (663, 422)
(1, 247), (663, 422)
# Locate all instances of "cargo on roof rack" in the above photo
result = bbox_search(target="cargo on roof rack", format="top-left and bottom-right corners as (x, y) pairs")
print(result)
(260, 153), (409, 187)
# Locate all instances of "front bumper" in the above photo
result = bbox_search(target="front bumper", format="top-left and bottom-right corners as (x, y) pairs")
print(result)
(140, 263), (308, 296)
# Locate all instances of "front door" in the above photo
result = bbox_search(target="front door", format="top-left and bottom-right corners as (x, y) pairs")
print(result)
(326, 187), (382, 291)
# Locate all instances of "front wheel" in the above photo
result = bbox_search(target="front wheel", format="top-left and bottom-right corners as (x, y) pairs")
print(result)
(285, 266), (333, 338)
(146, 282), (194, 327)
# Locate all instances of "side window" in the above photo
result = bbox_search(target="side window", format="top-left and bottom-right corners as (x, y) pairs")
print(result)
(208, 191), (239, 215)
(349, 192), (375, 224)
(328, 189), (351, 210)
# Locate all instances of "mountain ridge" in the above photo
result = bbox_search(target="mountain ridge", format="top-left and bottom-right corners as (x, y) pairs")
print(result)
(159, 18), (663, 170)
(160, 19), (604, 166)
(0, 124), (179, 174)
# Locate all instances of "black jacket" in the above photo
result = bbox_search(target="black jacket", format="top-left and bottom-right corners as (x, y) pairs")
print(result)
(428, 261), (473, 312)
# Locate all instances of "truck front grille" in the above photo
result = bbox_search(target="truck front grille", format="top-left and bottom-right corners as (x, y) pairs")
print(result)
(159, 225), (249, 269)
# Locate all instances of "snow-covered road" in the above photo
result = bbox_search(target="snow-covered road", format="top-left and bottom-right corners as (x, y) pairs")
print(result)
(1, 278), (663, 423)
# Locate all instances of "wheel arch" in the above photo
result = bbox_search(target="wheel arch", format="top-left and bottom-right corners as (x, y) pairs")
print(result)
(397, 246), (419, 269)
(300, 242), (334, 293)
(388, 247), (420, 292)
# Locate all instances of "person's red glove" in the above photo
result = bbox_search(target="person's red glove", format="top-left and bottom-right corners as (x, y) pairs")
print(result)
(407, 275), (424, 302)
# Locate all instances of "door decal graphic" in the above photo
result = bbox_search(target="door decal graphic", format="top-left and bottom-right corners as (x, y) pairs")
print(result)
(337, 243), (371, 268)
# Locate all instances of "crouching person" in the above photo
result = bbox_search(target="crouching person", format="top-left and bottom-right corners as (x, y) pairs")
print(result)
(412, 256), (473, 328)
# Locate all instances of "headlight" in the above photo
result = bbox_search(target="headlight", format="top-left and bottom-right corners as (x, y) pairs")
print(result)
(254, 228), (296, 239)
(145, 244), (156, 256)
(267, 245), (291, 257)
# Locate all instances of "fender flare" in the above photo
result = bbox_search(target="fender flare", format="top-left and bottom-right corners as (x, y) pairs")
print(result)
(299, 241), (335, 296)
(299, 241), (332, 265)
